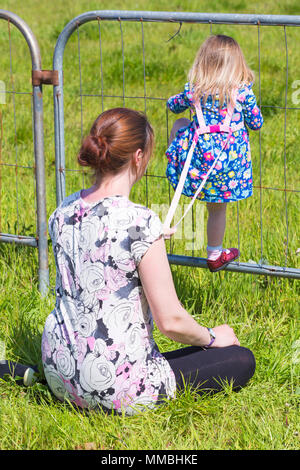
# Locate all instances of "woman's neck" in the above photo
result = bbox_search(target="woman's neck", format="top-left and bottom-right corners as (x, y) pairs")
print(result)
(80, 170), (134, 203)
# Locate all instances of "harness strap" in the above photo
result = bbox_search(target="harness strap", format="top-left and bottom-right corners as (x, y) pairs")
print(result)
(194, 89), (237, 134)
(163, 88), (242, 233)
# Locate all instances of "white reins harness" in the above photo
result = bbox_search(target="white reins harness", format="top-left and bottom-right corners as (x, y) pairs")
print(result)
(163, 89), (244, 233)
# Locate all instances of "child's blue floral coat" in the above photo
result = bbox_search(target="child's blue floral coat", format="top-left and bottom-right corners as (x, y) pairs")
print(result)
(165, 82), (263, 203)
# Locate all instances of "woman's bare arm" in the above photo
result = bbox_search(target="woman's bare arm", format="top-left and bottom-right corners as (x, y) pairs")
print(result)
(138, 236), (239, 348)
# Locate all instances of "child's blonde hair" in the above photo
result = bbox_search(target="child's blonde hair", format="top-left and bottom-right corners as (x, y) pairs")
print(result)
(188, 35), (254, 107)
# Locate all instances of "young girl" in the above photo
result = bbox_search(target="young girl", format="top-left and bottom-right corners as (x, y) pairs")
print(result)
(166, 34), (263, 272)
(41, 108), (255, 415)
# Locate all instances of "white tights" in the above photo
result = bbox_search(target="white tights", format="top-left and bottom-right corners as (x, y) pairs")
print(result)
(206, 202), (229, 260)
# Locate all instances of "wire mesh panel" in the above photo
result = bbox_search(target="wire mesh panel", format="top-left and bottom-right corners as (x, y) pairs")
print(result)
(53, 11), (300, 279)
(0, 10), (49, 294)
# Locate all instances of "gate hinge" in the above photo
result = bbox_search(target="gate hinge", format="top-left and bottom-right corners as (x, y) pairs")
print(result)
(32, 70), (59, 86)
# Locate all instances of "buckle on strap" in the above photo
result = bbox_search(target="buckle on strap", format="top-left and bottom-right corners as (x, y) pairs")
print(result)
(209, 124), (220, 133)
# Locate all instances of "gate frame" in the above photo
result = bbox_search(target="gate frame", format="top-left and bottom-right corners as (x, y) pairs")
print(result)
(0, 10), (49, 295)
(53, 10), (300, 279)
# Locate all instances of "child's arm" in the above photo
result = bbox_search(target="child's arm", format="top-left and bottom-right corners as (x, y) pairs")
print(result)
(167, 91), (190, 114)
(239, 84), (264, 130)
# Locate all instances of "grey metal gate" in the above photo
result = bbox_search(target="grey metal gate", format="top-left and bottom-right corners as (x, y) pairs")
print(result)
(0, 10), (49, 295)
(52, 10), (300, 279)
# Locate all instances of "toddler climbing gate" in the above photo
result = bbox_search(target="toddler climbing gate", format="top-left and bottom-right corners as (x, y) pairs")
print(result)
(52, 10), (300, 280)
(163, 87), (245, 232)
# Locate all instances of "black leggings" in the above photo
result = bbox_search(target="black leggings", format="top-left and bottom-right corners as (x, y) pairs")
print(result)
(0, 360), (37, 385)
(162, 345), (256, 395)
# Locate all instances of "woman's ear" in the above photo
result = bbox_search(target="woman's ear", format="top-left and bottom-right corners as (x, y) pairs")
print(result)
(131, 148), (145, 182)
(133, 148), (143, 167)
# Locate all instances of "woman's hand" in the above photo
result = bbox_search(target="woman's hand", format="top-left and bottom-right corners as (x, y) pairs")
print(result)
(163, 226), (177, 239)
(210, 324), (240, 348)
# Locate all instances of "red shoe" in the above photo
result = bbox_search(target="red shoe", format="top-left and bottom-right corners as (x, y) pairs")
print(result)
(207, 248), (240, 272)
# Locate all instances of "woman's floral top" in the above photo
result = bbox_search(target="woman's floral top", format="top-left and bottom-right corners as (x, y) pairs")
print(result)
(42, 192), (176, 415)
(166, 82), (263, 203)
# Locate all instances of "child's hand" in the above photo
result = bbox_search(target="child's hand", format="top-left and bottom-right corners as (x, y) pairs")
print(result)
(163, 226), (177, 239)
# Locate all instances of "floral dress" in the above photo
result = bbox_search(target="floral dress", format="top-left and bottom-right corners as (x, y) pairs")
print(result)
(166, 82), (263, 203)
(42, 192), (176, 415)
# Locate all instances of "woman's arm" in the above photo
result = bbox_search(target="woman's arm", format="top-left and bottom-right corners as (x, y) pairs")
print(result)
(138, 236), (240, 348)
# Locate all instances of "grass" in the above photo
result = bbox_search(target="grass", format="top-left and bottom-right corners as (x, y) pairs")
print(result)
(0, 0), (299, 450)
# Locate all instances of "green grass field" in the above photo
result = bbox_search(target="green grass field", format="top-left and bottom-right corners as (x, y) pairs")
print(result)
(0, 0), (299, 450)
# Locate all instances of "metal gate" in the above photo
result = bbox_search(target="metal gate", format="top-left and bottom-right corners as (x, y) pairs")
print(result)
(2, 10), (298, 284)
(52, 11), (300, 279)
(0, 10), (49, 294)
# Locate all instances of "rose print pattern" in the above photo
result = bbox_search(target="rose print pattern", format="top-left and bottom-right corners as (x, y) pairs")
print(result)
(166, 82), (263, 203)
(42, 193), (176, 414)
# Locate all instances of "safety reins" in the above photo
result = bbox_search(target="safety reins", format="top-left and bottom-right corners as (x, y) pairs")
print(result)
(163, 88), (244, 233)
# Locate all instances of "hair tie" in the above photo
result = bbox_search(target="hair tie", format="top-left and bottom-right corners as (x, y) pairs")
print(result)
(98, 136), (107, 147)
(97, 135), (108, 161)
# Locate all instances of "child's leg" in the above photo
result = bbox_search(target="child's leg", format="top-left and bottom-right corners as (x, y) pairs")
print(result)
(206, 202), (227, 259)
(169, 118), (190, 145)
(206, 202), (239, 271)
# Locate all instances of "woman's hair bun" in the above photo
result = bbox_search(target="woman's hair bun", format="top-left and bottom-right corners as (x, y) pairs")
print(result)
(77, 134), (109, 169)
(77, 107), (154, 179)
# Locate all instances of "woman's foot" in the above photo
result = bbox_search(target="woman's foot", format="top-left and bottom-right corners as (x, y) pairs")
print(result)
(207, 248), (240, 272)
(0, 360), (38, 386)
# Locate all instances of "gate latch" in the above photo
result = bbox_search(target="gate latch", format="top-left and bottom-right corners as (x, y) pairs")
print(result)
(32, 70), (59, 86)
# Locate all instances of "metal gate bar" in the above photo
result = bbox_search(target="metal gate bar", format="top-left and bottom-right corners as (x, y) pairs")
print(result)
(0, 10), (49, 295)
(53, 10), (300, 279)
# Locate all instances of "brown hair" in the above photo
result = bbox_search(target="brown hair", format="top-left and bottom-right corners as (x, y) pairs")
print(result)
(78, 108), (154, 180)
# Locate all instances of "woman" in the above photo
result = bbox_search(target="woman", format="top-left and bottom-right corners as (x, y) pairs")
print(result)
(41, 108), (255, 415)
